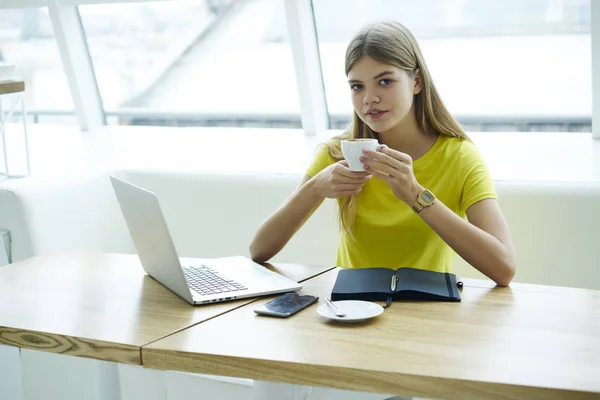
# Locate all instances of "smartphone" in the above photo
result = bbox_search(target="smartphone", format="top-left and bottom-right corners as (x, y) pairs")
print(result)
(254, 292), (319, 318)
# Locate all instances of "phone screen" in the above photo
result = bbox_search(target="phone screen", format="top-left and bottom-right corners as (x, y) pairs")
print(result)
(255, 293), (318, 317)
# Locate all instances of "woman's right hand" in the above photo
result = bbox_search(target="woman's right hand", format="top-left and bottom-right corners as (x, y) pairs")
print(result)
(312, 160), (372, 199)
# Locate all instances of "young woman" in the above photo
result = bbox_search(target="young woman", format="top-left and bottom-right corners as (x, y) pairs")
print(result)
(251, 19), (517, 400)
(250, 20), (516, 286)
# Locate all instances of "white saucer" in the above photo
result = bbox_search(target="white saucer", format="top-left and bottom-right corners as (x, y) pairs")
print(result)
(317, 300), (384, 322)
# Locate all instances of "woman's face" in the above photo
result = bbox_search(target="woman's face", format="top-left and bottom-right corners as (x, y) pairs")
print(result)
(347, 56), (421, 134)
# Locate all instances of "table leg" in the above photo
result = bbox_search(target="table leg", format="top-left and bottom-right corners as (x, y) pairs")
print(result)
(0, 96), (8, 178)
(19, 94), (30, 177)
(0, 92), (30, 178)
(0, 345), (23, 400)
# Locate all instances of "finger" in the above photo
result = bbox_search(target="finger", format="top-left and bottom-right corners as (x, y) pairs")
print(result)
(336, 174), (372, 185)
(337, 160), (368, 173)
(361, 149), (403, 169)
(333, 182), (366, 190)
(339, 171), (372, 181)
(364, 165), (392, 181)
(336, 160), (371, 172)
(377, 146), (412, 164)
(363, 159), (396, 176)
(335, 166), (372, 180)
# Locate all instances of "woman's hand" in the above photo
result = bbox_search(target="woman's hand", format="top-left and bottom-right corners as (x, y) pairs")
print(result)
(361, 146), (423, 204)
(313, 160), (372, 199)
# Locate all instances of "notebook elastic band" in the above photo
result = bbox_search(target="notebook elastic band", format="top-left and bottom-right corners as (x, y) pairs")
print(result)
(444, 272), (453, 299)
(384, 295), (393, 308)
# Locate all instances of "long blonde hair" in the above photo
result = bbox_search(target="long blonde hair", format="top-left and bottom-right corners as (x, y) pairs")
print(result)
(325, 21), (469, 236)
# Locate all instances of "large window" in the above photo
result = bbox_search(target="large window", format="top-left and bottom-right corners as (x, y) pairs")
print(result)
(313, 0), (591, 132)
(80, 0), (301, 128)
(0, 7), (76, 124)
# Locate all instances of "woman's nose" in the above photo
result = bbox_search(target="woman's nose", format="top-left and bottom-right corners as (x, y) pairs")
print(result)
(363, 90), (380, 105)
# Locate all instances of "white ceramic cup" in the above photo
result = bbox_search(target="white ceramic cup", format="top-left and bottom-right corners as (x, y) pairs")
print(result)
(341, 138), (380, 172)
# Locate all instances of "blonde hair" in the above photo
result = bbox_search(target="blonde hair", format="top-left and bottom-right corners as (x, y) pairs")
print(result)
(325, 21), (469, 236)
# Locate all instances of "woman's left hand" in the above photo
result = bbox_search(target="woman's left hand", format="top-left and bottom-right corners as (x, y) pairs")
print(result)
(361, 146), (424, 205)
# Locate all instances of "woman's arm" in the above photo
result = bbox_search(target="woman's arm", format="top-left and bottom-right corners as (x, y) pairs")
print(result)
(361, 146), (517, 286)
(249, 175), (324, 264)
(417, 195), (517, 286)
(250, 160), (371, 264)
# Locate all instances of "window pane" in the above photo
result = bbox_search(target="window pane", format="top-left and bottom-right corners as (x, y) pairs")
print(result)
(313, 0), (591, 132)
(0, 8), (76, 124)
(80, 0), (301, 128)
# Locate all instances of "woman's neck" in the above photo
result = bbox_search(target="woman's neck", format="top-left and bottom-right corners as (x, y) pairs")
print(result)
(377, 110), (438, 161)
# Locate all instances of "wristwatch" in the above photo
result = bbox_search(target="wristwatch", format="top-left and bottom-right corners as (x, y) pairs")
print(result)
(411, 188), (436, 213)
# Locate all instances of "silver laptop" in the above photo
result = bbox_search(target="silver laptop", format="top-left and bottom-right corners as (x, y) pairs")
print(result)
(109, 176), (302, 305)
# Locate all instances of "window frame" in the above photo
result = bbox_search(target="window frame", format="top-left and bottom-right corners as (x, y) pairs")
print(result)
(0, 0), (596, 139)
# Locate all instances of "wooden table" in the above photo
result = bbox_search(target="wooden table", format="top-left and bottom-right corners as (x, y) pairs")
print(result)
(144, 268), (600, 400)
(0, 80), (25, 95)
(0, 252), (332, 365)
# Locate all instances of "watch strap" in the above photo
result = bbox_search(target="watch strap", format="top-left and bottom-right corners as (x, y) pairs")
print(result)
(411, 200), (425, 213)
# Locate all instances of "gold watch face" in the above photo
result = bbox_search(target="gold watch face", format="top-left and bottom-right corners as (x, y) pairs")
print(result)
(420, 189), (435, 204)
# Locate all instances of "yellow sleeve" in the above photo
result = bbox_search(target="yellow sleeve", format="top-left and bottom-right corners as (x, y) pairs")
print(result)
(459, 141), (497, 215)
(306, 144), (336, 177)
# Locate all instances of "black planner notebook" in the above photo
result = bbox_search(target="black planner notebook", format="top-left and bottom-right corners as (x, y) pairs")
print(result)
(331, 267), (461, 302)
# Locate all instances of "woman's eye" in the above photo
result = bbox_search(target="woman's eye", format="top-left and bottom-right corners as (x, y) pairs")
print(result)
(380, 79), (393, 86)
(350, 84), (363, 91)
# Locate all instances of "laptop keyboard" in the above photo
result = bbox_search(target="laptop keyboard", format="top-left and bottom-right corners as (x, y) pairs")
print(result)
(183, 265), (247, 296)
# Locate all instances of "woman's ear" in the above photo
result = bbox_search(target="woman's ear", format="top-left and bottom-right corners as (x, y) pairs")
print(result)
(413, 68), (422, 95)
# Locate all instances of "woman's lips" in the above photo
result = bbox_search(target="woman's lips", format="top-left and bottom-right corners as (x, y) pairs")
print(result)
(367, 110), (388, 119)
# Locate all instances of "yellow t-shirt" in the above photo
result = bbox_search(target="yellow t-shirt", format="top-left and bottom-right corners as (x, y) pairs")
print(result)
(306, 135), (496, 273)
